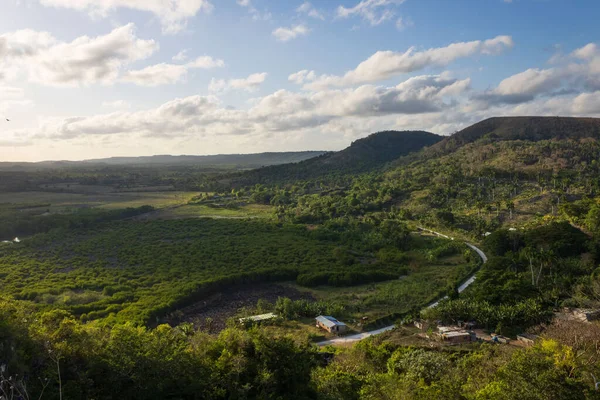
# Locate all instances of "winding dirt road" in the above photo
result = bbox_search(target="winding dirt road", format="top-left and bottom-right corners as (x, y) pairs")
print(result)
(316, 230), (487, 346)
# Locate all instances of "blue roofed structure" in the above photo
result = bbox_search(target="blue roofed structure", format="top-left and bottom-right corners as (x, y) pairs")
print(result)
(315, 315), (347, 334)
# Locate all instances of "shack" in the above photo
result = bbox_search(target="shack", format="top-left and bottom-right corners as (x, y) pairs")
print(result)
(439, 330), (476, 344)
(239, 312), (278, 325)
(315, 316), (348, 334)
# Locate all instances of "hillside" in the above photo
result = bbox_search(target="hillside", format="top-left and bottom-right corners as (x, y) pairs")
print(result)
(426, 116), (600, 156)
(0, 151), (326, 171)
(231, 130), (442, 185)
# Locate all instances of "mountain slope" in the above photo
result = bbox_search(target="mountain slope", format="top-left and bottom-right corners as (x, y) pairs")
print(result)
(426, 116), (600, 156)
(0, 151), (326, 171)
(233, 130), (442, 184)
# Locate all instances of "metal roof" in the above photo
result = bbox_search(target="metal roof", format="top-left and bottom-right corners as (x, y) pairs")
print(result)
(443, 331), (473, 338)
(315, 315), (346, 328)
(239, 312), (277, 323)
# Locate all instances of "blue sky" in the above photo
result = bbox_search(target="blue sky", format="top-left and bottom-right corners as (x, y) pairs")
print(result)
(0, 0), (599, 161)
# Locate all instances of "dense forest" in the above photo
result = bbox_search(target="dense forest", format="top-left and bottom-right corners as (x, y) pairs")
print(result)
(1, 117), (600, 398)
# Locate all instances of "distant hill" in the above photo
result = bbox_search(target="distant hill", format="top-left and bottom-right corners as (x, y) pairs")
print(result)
(232, 130), (442, 184)
(426, 116), (600, 156)
(0, 151), (327, 171)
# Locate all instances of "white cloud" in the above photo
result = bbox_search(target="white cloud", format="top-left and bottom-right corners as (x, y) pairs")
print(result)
(288, 70), (316, 84)
(272, 25), (310, 42)
(33, 73), (469, 142)
(172, 49), (189, 62)
(297, 2), (325, 20)
(0, 25), (223, 87)
(209, 72), (267, 93)
(0, 24), (158, 86)
(187, 56), (225, 69)
(299, 36), (514, 90)
(336, 0), (405, 26)
(0, 85), (32, 114)
(38, 0), (214, 34)
(395, 16), (414, 31)
(121, 56), (224, 86)
(102, 100), (131, 109)
(121, 64), (189, 86)
(236, 0), (271, 21)
(474, 42), (600, 107)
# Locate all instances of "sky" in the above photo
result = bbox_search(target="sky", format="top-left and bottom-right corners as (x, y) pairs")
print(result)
(0, 0), (599, 161)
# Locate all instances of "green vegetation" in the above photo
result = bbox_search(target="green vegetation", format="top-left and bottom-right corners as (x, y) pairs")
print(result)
(0, 218), (469, 326)
(2, 117), (600, 397)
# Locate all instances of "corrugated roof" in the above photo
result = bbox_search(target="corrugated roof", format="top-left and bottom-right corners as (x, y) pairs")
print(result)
(443, 331), (472, 338)
(239, 312), (277, 323)
(315, 315), (346, 328)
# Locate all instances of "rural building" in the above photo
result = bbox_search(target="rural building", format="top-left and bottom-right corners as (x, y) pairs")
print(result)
(517, 333), (539, 346)
(239, 312), (278, 325)
(435, 326), (476, 344)
(440, 330), (476, 344)
(315, 316), (348, 334)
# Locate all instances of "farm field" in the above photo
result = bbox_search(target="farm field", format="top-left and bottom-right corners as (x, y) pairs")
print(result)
(147, 203), (275, 220)
(0, 190), (199, 212)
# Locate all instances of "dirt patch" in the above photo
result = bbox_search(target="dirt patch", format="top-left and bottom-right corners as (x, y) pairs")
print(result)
(165, 283), (315, 332)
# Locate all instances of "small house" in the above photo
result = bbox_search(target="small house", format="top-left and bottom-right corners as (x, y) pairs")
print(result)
(439, 330), (476, 344)
(239, 312), (277, 325)
(316, 316), (348, 334)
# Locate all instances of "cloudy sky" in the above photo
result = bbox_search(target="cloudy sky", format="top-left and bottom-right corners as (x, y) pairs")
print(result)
(1, 0), (599, 161)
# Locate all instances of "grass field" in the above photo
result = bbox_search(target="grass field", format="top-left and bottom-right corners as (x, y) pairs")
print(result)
(0, 191), (200, 213)
(167, 204), (274, 219)
(283, 259), (473, 321)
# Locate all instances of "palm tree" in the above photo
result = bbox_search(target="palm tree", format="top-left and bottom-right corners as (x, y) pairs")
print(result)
(522, 247), (537, 286)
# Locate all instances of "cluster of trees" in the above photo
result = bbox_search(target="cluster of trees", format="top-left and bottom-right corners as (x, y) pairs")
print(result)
(274, 297), (349, 320)
(0, 205), (154, 240)
(421, 298), (551, 334)
(0, 217), (464, 326)
(3, 297), (597, 400)
(470, 223), (596, 306)
(313, 335), (597, 399)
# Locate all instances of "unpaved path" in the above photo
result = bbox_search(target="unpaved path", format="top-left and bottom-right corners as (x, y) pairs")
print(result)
(317, 229), (487, 346)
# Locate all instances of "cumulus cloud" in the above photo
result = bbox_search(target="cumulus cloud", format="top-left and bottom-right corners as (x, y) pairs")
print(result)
(38, 0), (214, 34)
(0, 85), (32, 114)
(172, 49), (189, 62)
(336, 0), (405, 26)
(297, 2), (325, 20)
(209, 72), (267, 93)
(0, 25), (223, 87)
(122, 56), (224, 86)
(288, 70), (316, 84)
(296, 36), (513, 90)
(272, 25), (310, 42)
(33, 73), (470, 142)
(0, 24), (158, 86)
(473, 42), (600, 107)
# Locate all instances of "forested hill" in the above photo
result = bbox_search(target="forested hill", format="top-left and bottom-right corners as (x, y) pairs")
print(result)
(230, 130), (442, 185)
(425, 116), (600, 156)
(0, 151), (326, 171)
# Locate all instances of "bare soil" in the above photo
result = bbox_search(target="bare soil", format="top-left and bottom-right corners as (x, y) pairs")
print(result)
(165, 283), (315, 332)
